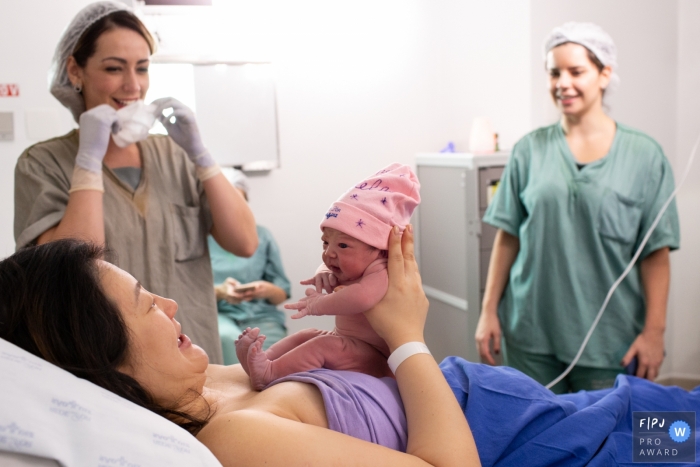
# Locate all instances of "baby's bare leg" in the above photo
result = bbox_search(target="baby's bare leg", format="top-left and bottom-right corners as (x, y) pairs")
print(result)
(264, 328), (330, 361)
(247, 334), (390, 391)
(234, 327), (260, 374)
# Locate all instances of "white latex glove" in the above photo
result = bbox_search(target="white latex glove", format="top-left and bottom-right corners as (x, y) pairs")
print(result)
(151, 97), (215, 168)
(76, 104), (118, 173)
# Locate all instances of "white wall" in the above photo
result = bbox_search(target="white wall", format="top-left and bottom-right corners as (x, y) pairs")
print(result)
(671, 0), (700, 379)
(0, 1), (87, 259)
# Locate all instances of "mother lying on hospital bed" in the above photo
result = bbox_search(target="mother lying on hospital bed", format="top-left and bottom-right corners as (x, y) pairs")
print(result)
(1, 230), (699, 466)
(1, 228), (478, 466)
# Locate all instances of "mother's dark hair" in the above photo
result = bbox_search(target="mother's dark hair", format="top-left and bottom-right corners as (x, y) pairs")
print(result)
(0, 239), (207, 435)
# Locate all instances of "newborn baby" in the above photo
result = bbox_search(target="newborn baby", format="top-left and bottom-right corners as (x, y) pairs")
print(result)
(235, 163), (421, 390)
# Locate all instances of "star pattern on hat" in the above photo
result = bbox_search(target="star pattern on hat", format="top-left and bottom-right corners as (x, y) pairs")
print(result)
(381, 197), (387, 205)
(350, 194), (359, 200)
(356, 219), (365, 228)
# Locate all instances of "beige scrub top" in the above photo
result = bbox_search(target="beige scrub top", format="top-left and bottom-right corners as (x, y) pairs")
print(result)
(14, 131), (223, 364)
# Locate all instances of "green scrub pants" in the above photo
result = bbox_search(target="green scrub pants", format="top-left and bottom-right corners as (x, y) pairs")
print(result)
(503, 340), (625, 394)
(218, 314), (288, 366)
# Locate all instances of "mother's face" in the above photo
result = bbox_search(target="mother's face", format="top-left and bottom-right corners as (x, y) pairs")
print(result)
(98, 261), (209, 402)
(67, 27), (151, 112)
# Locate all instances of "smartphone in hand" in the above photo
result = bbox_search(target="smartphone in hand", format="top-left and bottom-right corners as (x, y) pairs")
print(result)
(234, 285), (256, 293)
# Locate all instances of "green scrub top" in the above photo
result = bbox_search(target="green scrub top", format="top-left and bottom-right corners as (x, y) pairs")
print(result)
(483, 123), (680, 369)
(209, 225), (291, 327)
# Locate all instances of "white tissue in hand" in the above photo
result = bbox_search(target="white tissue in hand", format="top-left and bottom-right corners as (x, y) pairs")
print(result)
(111, 100), (157, 148)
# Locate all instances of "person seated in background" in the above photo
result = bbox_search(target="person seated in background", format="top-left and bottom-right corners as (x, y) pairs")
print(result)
(210, 168), (291, 365)
(236, 163), (420, 390)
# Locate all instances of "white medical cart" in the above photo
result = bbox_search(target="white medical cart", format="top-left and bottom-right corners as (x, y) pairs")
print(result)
(415, 152), (510, 363)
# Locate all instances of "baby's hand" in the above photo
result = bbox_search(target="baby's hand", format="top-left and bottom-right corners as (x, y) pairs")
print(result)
(300, 271), (338, 294)
(284, 288), (324, 319)
(284, 299), (309, 319)
(290, 309), (310, 320)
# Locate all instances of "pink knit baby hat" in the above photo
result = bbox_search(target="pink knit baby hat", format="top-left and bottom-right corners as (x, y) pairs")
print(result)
(320, 163), (421, 250)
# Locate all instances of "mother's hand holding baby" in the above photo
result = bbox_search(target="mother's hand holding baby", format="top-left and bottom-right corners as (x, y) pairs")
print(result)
(363, 225), (428, 353)
(367, 224), (478, 465)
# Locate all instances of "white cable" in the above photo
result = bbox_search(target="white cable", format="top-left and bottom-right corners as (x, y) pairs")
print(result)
(545, 132), (700, 390)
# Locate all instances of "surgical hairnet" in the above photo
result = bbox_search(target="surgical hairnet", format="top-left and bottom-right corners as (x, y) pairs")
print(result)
(49, 1), (129, 122)
(222, 167), (250, 195)
(543, 22), (619, 102)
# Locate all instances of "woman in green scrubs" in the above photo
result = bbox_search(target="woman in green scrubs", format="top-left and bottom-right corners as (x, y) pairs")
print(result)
(210, 169), (291, 365)
(475, 22), (680, 393)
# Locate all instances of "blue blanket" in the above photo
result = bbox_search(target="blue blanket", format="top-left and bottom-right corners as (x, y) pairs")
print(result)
(441, 357), (700, 466)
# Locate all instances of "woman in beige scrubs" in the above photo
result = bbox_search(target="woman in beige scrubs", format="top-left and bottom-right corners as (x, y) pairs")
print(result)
(13, 1), (257, 364)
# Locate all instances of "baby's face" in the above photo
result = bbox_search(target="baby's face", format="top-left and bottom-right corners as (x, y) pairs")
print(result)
(321, 228), (382, 282)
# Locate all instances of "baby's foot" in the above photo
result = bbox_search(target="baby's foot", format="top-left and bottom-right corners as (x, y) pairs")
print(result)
(247, 335), (273, 391)
(235, 327), (260, 374)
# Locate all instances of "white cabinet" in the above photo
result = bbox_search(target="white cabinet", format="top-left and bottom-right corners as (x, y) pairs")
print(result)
(416, 152), (509, 363)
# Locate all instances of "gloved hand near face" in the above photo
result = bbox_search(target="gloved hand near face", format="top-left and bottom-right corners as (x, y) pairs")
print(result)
(151, 97), (220, 177)
(76, 104), (118, 173)
(70, 104), (118, 193)
(71, 101), (157, 192)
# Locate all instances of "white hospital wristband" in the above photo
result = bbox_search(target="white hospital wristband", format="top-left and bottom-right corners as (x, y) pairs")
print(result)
(388, 342), (431, 374)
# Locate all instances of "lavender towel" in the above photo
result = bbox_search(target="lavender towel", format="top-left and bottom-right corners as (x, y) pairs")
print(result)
(270, 369), (407, 451)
